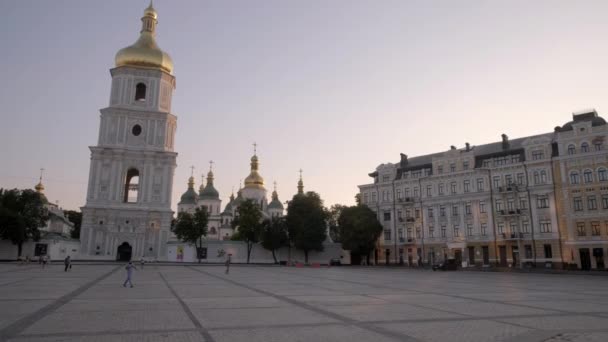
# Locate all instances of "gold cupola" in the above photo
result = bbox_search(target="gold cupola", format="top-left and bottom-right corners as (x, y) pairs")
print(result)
(114, 1), (174, 74)
(244, 145), (265, 190)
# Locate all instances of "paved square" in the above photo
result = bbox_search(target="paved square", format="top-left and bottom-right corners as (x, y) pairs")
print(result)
(1, 264), (608, 342)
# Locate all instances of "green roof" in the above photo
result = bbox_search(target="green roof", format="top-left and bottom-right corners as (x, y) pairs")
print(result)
(179, 188), (198, 204)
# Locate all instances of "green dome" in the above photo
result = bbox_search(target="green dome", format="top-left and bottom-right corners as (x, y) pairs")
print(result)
(179, 188), (198, 205)
(268, 198), (283, 210)
(222, 200), (233, 216)
(199, 183), (219, 200)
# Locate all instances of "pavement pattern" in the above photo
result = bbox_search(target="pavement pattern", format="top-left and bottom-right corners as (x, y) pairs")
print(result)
(1, 263), (608, 342)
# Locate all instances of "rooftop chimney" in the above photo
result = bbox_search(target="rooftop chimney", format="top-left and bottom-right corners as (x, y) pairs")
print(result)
(465, 142), (470, 151)
(450, 145), (456, 150)
(400, 153), (408, 167)
(501, 134), (509, 150)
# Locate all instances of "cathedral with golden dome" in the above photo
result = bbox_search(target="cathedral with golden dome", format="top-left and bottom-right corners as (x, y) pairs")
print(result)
(177, 147), (303, 241)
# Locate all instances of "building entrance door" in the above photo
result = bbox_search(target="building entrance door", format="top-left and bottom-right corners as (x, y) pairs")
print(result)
(117, 242), (132, 261)
(512, 246), (519, 268)
(454, 249), (462, 268)
(593, 248), (605, 269)
(499, 246), (507, 267)
(482, 246), (490, 265)
(468, 247), (476, 266)
(579, 248), (591, 270)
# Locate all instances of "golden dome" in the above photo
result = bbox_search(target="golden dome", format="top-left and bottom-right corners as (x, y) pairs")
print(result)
(115, 3), (173, 74)
(35, 182), (45, 193)
(244, 154), (265, 190)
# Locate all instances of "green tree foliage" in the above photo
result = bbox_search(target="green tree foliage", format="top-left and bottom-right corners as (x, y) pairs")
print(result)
(261, 217), (288, 264)
(338, 205), (383, 264)
(327, 204), (347, 243)
(231, 199), (263, 263)
(63, 210), (82, 239)
(286, 192), (328, 263)
(0, 189), (49, 258)
(172, 207), (208, 263)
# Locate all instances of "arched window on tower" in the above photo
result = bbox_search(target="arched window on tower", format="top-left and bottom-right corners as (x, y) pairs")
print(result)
(124, 168), (140, 203)
(135, 83), (147, 101)
(567, 144), (576, 155)
(581, 142), (589, 153)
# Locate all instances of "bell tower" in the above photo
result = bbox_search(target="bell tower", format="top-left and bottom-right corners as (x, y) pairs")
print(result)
(80, 3), (177, 260)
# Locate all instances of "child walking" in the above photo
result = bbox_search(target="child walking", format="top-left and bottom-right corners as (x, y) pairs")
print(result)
(123, 261), (138, 288)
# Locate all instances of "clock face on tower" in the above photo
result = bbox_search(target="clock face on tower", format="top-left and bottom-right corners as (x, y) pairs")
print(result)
(132, 124), (142, 136)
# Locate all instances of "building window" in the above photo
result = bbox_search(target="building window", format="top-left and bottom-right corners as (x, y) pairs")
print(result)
(493, 176), (500, 188)
(537, 196), (549, 209)
(438, 165), (443, 174)
(584, 170), (593, 183)
(371, 192), (377, 202)
(588, 196), (597, 210)
(522, 221), (529, 233)
(135, 83), (147, 101)
(404, 188), (410, 197)
(479, 201), (486, 213)
(441, 225), (446, 237)
(450, 164), (456, 173)
(415, 209), (420, 219)
(464, 180), (470, 193)
(507, 199), (515, 211)
(416, 227), (421, 238)
(540, 220), (552, 233)
(452, 205), (459, 216)
(581, 142), (589, 153)
(599, 168), (608, 181)
(517, 173), (524, 185)
(465, 202), (472, 215)
(463, 161), (469, 170)
(413, 187), (419, 197)
(450, 182), (457, 194)
(573, 197), (583, 211)
(428, 208), (434, 218)
(453, 225), (460, 237)
(532, 150), (544, 160)
(429, 225), (434, 238)
(405, 209), (411, 218)
(497, 224), (504, 234)
(363, 193), (368, 204)
(544, 244), (553, 258)
(398, 228), (404, 239)
(440, 206), (446, 217)
(477, 178), (484, 192)
(510, 222), (518, 234)
(592, 222), (601, 236)
(383, 175), (390, 182)
(384, 229), (391, 240)
(540, 170), (547, 184)
(427, 185), (432, 197)
(383, 212), (391, 221)
(520, 197), (528, 209)
(467, 224), (473, 236)
(396, 189), (402, 200)
(602, 195), (608, 209)
(525, 245), (533, 259)
(505, 174), (513, 185)
(595, 140), (603, 151)
(567, 144), (576, 155)
(534, 171), (540, 184)
(480, 223), (487, 236)
(495, 200), (503, 211)
(438, 183), (444, 195)
(123, 168), (140, 203)
(576, 222), (586, 236)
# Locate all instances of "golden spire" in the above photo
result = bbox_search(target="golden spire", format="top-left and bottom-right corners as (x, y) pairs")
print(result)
(297, 169), (304, 194)
(272, 181), (279, 200)
(208, 160), (215, 180)
(35, 168), (45, 194)
(187, 165), (195, 189)
(244, 143), (265, 190)
(114, 2), (173, 74)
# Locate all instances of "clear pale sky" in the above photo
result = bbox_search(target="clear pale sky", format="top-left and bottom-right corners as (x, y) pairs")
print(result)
(2, 0), (608, 211)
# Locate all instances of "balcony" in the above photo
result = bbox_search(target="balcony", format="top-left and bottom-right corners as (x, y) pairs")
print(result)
(406, 217), (416, 223)
(498, 185), (519, 193)
(398, 197), (415, 205)
(498, 209), (522, 216)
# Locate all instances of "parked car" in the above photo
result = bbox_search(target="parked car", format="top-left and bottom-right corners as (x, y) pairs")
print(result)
(330, 258), (342, 266)
(432, 259), (457, 271)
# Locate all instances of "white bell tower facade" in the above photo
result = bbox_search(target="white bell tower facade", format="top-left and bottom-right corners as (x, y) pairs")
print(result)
(80, 3), (177, 260)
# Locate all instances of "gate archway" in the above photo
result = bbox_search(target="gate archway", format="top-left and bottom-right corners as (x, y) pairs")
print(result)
(117, 242), (132, 261)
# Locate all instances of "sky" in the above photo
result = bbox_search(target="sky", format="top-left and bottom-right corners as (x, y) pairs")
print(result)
(2, 0), (608, 212)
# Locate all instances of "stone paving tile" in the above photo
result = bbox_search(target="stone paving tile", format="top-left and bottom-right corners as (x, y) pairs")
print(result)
(543, 332), (608, 342)
(184, 296), (287, 309)
(375, 319), (530, 342)
(370, 293), (470, 304)
(8, 331), (204, 342)
(499, 315), (608, 330)
(191, 306), (339, 329)
(418, 300), (555, 317)
(318, 303), (463, 322)
(288, 294), (388, 306)
(509, 300), (608, 313)
(78, 284), (175, 299)
(57, 298), (182, 312)
(209, 324), (399, 342)
(171, 284), (261, 298)
(22, 309), (196, 335)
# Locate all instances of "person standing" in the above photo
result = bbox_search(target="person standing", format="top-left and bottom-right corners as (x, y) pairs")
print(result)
(225, 254), (231, 274)
(123, 261), (138, 288)
(42, 255), (48, 269)
(64, 256), (71, 272)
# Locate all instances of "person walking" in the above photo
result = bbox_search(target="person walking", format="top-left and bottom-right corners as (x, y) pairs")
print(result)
(123, 261), (138, 288)
(225, 254), (231, 274)
(41, 255), (48, 269)
(64, 256), (71, 272)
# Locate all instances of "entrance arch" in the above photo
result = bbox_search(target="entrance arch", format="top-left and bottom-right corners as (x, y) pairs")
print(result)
(117, 242), (132, 261)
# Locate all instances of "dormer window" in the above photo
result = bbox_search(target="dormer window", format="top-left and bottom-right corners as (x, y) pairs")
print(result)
(135, 83), (147, 101)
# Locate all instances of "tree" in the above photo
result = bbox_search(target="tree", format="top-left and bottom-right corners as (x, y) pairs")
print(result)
(0, 189), (48, 258)
(327, 204), (347, 243)
(338, 205), (383, 264)
(172, 207), (208, 263)
(231, 199), (263, 263)
(64, 210), (82, 239)
(286, 192), (328, 263)
(261, 217), (288, 264)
